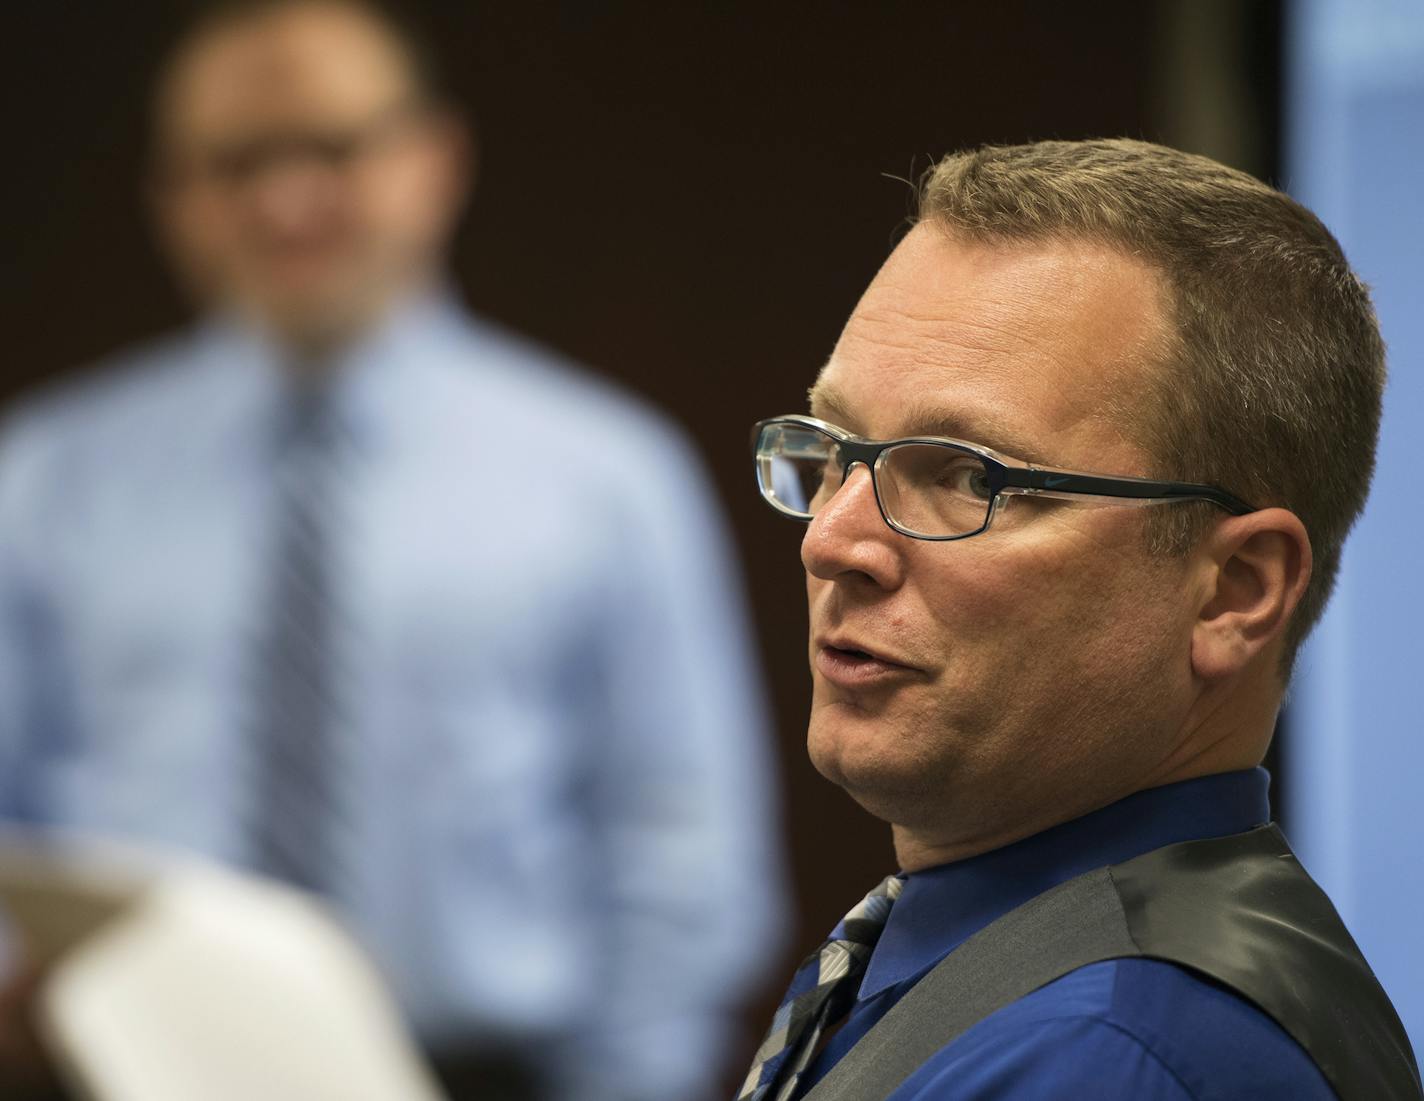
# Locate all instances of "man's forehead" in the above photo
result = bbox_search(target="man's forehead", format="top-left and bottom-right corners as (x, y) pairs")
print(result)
(807, 373), (1049, 463)
(162, 5), (416, 146)
(808, 226), (1171, 468)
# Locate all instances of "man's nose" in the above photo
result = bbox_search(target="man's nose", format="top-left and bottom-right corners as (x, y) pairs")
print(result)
(244, 158), (338, 235)
(801, 463), (906, 589)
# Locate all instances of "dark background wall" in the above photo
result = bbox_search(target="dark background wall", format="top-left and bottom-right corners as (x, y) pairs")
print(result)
(0, 0), (1282, 1069)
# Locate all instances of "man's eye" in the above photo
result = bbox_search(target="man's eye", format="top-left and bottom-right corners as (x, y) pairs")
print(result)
(935, 461), (992, 500)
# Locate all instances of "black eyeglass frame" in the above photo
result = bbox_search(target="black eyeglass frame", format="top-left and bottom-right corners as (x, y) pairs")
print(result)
(751, 414), (1257, 541)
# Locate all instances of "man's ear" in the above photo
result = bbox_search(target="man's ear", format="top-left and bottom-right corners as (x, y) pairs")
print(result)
(1191, 508), (1312, 683)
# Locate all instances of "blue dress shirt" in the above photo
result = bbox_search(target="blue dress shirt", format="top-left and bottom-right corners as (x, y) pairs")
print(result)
(0, 295), (786, 1100)
(800, 770), (1338, 1100)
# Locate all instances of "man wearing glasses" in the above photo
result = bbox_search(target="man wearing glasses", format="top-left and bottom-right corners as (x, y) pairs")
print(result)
(738, 139), (1419, 1101)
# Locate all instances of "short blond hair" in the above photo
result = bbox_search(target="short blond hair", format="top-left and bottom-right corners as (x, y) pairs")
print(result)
(919, 138), (1384, 669)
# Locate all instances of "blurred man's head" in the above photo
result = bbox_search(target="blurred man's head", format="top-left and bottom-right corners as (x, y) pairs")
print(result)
(766, 139), (1383, 870)
(150, 0), (468, 356)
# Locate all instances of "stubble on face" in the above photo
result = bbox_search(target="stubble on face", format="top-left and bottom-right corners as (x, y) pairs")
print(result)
(801, 224), (1200, 868)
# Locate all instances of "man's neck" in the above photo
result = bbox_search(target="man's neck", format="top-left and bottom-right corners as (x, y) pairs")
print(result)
(246, 270), (444, 370)
(890, 673), (1285, 874)
(892, 732), (1277, 874)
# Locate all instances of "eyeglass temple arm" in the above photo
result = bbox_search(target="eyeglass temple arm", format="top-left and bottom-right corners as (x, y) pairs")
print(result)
(1000, 468), (1256, 515)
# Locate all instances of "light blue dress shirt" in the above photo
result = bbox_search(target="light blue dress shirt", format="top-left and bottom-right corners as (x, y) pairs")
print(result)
(0, 295), (785, 1100)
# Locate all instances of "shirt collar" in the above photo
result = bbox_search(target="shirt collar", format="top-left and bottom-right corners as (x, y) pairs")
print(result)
(860, 768), (1272, 1000)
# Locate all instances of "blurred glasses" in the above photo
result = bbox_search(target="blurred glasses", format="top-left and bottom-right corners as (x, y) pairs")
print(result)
(752, 414), (1256, 541)
(160, 101), (426, 192)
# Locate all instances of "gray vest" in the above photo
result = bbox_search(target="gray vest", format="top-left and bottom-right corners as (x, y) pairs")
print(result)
(805, 825), (1421, 1101)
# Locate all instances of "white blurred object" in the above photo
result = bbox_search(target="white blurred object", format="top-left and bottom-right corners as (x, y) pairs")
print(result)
(0, 840), (446, 1101)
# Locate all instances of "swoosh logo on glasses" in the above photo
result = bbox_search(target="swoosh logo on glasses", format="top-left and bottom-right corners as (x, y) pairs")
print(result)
(1043, 475), (1071, 488)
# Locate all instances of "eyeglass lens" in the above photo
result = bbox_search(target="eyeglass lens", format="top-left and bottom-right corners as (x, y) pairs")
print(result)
(757, 422), (995, 538)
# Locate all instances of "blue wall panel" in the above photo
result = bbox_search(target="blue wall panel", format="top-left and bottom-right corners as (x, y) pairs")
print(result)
(1286, 0), (1424, 1052)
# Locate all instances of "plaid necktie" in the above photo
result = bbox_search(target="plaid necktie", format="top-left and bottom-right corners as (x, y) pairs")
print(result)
(737, 875), (904, 1101)
(247, 387), (352, 893)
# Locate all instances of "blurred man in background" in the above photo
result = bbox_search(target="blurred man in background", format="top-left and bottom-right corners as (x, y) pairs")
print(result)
(0, 1), (783, 1098)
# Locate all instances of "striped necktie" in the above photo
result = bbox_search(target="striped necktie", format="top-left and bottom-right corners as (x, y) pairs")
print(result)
(248, 387), (352, 894)
(737, 875), (904, 1101)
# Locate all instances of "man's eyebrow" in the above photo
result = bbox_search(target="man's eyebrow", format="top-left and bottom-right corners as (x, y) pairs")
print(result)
(806, 380), (856, 427)
(806, 382), (1046, 464)
(897, 403), (1048, 463)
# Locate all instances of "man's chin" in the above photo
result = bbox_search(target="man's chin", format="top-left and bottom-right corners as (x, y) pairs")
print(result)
(807, 711), (926, 824)
(235, 289), (378, 357)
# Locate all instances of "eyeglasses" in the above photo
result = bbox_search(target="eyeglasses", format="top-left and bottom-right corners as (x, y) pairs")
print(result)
(751, 414), (1256, 540)
(161, 101), (427, 191)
